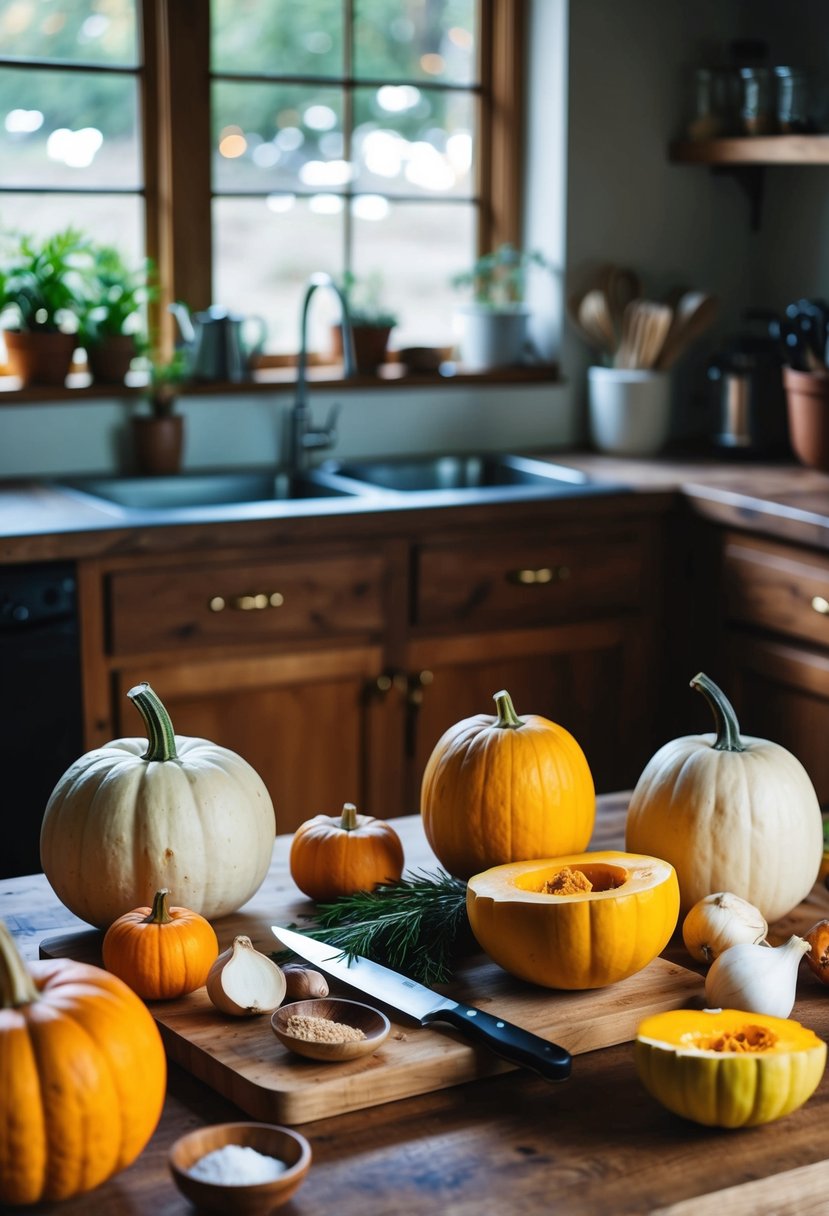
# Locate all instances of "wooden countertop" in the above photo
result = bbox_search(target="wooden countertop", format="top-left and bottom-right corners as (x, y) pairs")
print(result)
(7, 795), (829, 1216)
(4, 452), (829, 564)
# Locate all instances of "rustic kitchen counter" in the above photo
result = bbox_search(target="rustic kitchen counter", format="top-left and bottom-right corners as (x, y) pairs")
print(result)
(7, 795), (829, 1216)
(3, 453), (829, 563)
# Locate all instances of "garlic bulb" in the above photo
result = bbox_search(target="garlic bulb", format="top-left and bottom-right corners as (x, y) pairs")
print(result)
(206, 935), (286, 1017)
(282, 964), (329, 1000)
(682, 892), (768, 964)
(704, 936), (810, 1018)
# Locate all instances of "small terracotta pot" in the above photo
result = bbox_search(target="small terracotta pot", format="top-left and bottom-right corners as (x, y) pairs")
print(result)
(87, 335), (137, 385)
(331, 324), (392, 374)
(132, 414), (184, 476)
(4, 330), (75, 386)
(783, 367), (829, 472)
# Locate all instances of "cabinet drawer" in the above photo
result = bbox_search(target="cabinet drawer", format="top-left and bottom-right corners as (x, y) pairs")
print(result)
(722, 532), (829, 649)
(108, 553), (386, 654)
(414, 529), (645, 629)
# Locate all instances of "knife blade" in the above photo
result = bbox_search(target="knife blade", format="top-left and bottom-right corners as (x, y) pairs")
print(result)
(272, 924), (571, 1082)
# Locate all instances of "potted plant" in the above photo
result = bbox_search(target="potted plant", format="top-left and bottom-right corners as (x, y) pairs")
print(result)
(451, 243), (552, 370)
(79, 245), (154, 385)
(0, 226), (92, 386)
(332, 271), (398, 374)
(132, 350), (188, 475)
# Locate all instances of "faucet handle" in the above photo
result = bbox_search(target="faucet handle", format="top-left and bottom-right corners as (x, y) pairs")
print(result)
(322, 402), (341, 437)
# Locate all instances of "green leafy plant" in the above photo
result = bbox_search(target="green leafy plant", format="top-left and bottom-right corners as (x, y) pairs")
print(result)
(144, 349), (188, 417)
(452, 242), (552, 308)
(0, 226), (93, 332)
(78, 245), (155, 349)
(340, 270), (398, 328)
(298, 868), (471, 986)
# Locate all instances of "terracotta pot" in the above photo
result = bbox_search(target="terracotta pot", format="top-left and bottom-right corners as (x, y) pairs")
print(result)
(132, 414), (184, 476)
(4, 330), (75, 387)
(783, 367), (829, 472)
(331, 324), (392, 374)
(87, 335), (137, 385)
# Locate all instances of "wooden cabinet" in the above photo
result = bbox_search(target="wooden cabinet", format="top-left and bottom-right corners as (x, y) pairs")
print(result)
(77, 501), (667, 831)
(720, 530), (829, 803)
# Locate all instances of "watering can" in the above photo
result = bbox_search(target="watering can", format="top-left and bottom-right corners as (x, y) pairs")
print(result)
(169, 303), (267, 382)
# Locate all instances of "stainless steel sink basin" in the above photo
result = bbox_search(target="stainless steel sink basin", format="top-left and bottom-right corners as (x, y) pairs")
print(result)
(318, 453), (599, 495)
(60, 468), (362, 512)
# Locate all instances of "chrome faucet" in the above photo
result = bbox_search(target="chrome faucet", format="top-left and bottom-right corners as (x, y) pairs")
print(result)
(288, 272), (356, 472)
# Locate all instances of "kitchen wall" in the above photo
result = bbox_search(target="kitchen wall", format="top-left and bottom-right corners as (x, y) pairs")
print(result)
(2, 0), (825, 479)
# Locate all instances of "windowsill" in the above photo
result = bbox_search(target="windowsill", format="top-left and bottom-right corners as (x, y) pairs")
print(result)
(0, 360), (561, 404)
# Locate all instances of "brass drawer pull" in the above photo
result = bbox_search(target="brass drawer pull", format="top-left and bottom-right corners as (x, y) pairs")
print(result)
(507, 566), (571, 586)
(208, 592), (285, 612)
(812, 595), (829, 615)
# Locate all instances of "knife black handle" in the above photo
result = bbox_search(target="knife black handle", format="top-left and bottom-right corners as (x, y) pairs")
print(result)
(423, 1004), (572, 1082)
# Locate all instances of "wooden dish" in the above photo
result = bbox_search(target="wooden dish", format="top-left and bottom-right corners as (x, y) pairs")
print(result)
(169, 1121), (311, 1215)
(271, 997), (391, 1062)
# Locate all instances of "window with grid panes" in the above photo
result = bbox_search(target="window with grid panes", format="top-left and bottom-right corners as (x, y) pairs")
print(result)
(0, 0), (523, 371)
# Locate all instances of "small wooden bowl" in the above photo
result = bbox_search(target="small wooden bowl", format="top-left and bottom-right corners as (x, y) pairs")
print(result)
(271, 997), (391, 1062)
(169, 1121), (311, 1215)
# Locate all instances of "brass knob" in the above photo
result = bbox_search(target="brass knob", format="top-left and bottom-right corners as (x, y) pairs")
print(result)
(507, 567), (570, 586)
(812, 595), (829, 615)
(208, 592), (285, 612)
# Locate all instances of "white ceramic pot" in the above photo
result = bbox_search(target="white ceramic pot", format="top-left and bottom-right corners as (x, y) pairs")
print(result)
(455, 304), (530, 370)
(587, 367), (671, 457)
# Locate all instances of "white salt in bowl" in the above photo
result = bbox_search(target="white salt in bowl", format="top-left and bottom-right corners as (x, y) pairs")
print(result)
(169, 1122), (311, 1215)
(271, 997), (391, 1062)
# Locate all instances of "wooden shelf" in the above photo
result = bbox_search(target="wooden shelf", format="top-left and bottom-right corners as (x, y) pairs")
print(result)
(670, 135), (829, 165)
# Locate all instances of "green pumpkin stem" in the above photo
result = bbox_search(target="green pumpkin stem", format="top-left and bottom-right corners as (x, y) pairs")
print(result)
(128, 682), (179, 762)
(340, 802), (359, 831)
(144, 889), (173, 925)
(493, 689), (522, 729)
(690, 672), (746, 753)
(0, 922), (40, 1007)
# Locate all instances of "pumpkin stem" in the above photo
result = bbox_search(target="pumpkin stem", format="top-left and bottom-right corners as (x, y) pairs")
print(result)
(0, 922), (40, 1008)
(143, 889), (173, 925)
(128, 682), (179, 762)
(690, 672), (746, 753)
(340, 802), (359, 831)
(493, 689), (522, 729)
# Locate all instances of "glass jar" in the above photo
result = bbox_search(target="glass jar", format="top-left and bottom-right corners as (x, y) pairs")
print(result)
(685, 67), (737, 140)
(775, 67), (812, 133)
(738, 66), (775, 135)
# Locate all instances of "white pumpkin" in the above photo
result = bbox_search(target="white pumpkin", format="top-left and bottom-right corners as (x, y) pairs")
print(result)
(40, 683), (275, 928)
(625, 672), (823, 923)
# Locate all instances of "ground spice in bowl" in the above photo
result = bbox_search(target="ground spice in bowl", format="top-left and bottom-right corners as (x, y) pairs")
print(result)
(285, 1013), (366, 1044)
(189, 1144), (287, 1185)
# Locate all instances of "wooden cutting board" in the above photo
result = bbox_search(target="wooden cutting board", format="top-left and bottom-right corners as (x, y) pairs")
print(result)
(39, 817), (704, 1125)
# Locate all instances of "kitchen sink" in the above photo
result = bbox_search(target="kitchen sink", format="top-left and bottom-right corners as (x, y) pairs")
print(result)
(318, 453), (603, 495)
(59, 468), (365, 512)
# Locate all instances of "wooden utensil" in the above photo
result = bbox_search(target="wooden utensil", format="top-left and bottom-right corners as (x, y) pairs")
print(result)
(616, 300), (673, 369)
(602, 266), (643, 337)
(656, 291), (718, 370)
(578, 288), (617, 356)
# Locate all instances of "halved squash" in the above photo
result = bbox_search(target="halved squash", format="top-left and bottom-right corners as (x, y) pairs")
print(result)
(635, 1008), (826, 1127)
(466, 851), (679, 989)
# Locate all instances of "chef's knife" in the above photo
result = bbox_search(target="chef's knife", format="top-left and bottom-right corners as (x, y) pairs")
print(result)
(272, 924), (571, 1082)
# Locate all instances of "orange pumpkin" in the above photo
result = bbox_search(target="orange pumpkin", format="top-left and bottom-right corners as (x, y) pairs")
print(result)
(290, 802), (404, 901)
(102, 888), (219, 1000)
(421, 689), (595, 880)
(0, 920), (166, 1206)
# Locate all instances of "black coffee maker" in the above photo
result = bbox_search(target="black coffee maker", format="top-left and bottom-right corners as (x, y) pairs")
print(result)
(707, 328), (790, 457)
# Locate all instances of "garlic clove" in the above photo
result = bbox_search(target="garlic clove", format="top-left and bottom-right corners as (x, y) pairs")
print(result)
(682, 891), (768, 964)
(206, 935), (287, 1017)
(704, 935), (810, 1019)
(282, 964), (329, 1001)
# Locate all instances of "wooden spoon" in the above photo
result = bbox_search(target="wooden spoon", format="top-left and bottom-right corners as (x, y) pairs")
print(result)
(656, 292), (718, 370)
(578, 289), (617, 356)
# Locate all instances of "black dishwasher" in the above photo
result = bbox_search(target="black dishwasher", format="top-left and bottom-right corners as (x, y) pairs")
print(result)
(0, 562), (84, 878)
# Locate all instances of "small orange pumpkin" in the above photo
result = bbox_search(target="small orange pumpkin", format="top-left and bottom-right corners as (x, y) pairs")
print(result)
(289, 802), (404, 901)
(421, 689), (595, 880)
(0, 920), (166, 1206)
(102, 888), (219, 1000)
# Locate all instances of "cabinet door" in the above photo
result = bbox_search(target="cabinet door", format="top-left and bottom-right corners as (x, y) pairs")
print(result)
(114, 644), (396, 834)
(723, 631), (829, 805)
(406, 617), (653, 810)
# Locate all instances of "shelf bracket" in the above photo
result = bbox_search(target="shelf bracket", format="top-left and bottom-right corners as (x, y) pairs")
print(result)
(711, 164), (766, 230)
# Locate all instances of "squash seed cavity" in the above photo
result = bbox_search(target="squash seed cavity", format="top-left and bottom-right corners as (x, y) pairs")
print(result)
(540, 867), (594, 895)
(689, 1026), (779, 1053)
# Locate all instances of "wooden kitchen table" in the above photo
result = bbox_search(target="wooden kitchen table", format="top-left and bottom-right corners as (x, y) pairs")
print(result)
(7, 793), (829, 1216)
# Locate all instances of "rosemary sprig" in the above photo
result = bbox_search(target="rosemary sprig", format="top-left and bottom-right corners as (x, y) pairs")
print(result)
(304, 869), (470, 987)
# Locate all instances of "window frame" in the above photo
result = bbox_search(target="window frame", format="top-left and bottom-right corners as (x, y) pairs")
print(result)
(146, 0), (526, 363)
